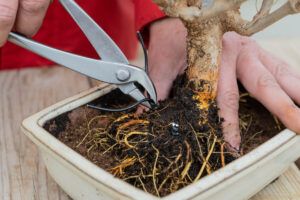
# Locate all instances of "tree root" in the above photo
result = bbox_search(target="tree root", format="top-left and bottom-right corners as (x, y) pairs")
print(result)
(72, 89), (236, 197)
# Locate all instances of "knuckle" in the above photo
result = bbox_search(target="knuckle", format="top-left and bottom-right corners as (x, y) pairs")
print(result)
(20, 0), (48, 14)
(220, 90), (239, 113)
(0, 3), (16, 27)
(255, 74), (279, 95)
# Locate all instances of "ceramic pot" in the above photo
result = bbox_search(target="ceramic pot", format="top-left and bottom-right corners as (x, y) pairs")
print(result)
(21, 84), (300, 200)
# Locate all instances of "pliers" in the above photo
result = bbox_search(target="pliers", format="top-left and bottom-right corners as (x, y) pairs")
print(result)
(8, 0), (157, 110)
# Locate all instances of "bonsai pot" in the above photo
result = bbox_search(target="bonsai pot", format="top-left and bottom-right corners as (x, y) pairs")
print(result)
(21, 84), (300, 200)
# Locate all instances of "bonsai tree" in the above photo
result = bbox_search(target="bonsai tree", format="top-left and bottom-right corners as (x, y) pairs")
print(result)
(152, 0), (300, 118)
(48, 1), (300, 197)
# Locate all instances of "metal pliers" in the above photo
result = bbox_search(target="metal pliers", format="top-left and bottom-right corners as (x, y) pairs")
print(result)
(8, 0), (157, 110)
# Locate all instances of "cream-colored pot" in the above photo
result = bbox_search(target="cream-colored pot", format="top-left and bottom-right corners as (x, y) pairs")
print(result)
(21, 84), (300, 200)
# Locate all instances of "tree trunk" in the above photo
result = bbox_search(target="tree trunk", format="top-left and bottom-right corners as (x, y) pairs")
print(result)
(184, 18), (224, 110)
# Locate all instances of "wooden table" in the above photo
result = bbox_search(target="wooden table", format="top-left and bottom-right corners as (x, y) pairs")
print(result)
(1, 38), (300, 199)
(0, 67), (90, 200)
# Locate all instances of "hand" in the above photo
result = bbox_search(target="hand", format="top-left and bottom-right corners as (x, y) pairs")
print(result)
(0, 0), (51, 46)
(147, 19), (300, 151)
(147, 18), (187, 101)
(218, 32), (300, 150)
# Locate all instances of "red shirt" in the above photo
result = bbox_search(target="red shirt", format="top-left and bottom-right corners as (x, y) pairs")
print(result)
(0, 0), (164, 70)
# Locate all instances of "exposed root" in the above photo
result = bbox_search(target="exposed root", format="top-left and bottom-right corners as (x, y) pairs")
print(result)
(220, 142), (226, 167)
(110, 157), (137, 176)
(152, 144), (160, 197)
(194, 136), (217, 182)
(124, 131), (149, 149)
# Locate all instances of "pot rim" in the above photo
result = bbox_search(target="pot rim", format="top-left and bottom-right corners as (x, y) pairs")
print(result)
(21, 84), (297, 200)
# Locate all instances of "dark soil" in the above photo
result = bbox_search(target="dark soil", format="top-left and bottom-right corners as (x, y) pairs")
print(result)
(44, 80), (283, 197)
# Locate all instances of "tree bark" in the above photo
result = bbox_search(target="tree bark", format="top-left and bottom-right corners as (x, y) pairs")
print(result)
(184, 18), (223, 109)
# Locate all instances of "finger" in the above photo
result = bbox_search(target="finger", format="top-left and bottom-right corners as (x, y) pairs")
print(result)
(0, 0), (19, 46)
(217, 36), (241, 150)
(15, 0), (50, 37)
(259, 49), (300, 105)
(237, 50), (300, 134)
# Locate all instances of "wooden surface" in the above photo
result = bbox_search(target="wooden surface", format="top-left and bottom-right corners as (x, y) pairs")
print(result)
(0, 67), (90, 200)
(251, 164), (300, 200)
(1, 38), (300, 199)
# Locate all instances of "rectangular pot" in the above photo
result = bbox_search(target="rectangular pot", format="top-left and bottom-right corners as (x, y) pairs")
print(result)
(21, 84), (300, 200)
